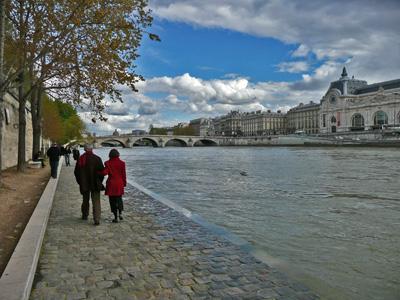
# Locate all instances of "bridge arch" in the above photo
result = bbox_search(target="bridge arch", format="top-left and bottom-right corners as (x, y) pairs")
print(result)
(132, 137), (159, 147)
(164, 138), (188, 147)
(100, 139), (127, 148)
(193, 139), (218, 146)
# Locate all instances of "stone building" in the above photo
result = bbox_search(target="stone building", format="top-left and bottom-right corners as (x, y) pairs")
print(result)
(286, 101), (320, 134)
(189, 118), (213, 136)
(1, 92), (33, 170)
(241, 110), (286, 136)
(319, 67), (400, 134)
(213, 110), (242, 136)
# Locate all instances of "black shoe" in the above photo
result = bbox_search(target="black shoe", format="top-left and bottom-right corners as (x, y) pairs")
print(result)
(112, 218), (118, 223)
(94, 221), (100, 226)
(119, 215), (123, 221)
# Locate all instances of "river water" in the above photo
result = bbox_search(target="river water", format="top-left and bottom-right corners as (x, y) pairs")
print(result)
(96, 146), (400, 300)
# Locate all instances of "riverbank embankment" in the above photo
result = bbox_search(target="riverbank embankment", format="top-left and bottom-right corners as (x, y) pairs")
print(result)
(27, 163), (319, 299)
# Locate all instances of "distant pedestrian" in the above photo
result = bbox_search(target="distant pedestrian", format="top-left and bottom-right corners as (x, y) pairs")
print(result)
(72, 147), (80, 161)
(100, 149), (126, 223)
(46, 143), (61, 178)
(74, 144), (105, 225)
(64, 147), (71, 166)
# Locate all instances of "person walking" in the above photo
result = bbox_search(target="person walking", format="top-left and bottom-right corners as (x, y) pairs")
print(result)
(72, 147), (80, 161)
(64, 147), (71, 166)
(101, 149), (126, 223)
(46, 143), (61, 178)
(74, 144), (104, 225)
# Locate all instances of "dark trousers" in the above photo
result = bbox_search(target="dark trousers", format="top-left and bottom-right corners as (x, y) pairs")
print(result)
(50, 160), (59, 178)
(109, 196), (123, 216)
(82, 191), (101, 222)
(64, 154), (70, 166)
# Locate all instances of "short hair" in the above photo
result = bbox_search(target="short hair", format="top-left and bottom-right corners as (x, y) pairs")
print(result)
(84, 144), (93, 151)
(109, 149), (120, 158)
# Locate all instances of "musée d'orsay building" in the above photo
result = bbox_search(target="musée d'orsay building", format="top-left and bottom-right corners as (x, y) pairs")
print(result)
(319, 67), (400, 134)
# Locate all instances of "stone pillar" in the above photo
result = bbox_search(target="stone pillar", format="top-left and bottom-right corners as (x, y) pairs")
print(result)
(158, 138), (164, 148)
(125, 138), (132, 148)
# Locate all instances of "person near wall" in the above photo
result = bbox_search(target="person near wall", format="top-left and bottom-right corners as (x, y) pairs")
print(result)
(74, 144), (105, 225)
(100, 149), (126, 223)
(33, 151), (46, 168)
(46, 143), (61, 178)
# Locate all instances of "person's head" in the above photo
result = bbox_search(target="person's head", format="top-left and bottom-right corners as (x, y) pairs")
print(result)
(52, 143), (57, 147)
(109, 149), (120, 159)
(84, 144), (93, 152)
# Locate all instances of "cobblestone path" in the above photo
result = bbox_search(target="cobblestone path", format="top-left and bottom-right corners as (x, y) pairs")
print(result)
(30, 165), (319, 300)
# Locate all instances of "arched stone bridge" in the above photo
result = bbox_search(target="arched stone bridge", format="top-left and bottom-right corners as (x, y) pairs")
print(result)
(93, 134), (221, 148)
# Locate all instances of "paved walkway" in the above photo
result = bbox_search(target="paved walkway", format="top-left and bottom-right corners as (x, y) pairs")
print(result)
(30, 165), (319, 300)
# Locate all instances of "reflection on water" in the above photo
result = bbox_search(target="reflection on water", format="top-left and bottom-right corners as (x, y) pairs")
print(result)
(97, 146), (400, 300)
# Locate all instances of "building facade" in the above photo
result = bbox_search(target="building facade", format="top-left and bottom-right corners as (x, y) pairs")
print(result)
(241, 110), (286, 136)
(1, 92), (33, 170)
(189, 118), (213, 136)
(286, 101), (320, 134)
(319, 68), (400, 134)
(213, 110), (242, 136)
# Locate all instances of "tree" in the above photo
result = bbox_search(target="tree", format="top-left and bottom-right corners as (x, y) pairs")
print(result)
(42, 97), (85, 144)
(149, 127), (167, 135)
(42, 97), (63, 143)
(173, 126), (195, 136)
(4, 0), (159, 171)
(0, 0), (6, 177)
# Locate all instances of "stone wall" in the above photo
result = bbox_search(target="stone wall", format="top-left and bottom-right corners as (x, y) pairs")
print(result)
(1, 92), (33, 170)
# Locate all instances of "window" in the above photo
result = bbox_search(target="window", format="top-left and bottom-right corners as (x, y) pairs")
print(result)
(374, 111), (388, 126)
(4, 108), (10, 125)
(322, 114), (326, 127)
(331, 116), (336, 124)
(351, 113), (364, 128)
(330, 96), (336, 103)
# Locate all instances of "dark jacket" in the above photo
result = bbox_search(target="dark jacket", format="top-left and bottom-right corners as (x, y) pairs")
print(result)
(101, 157), (127, 196)
(47, 146), (61, 162)
(72, 149), (80, 160)
(74, 151), (104, 194)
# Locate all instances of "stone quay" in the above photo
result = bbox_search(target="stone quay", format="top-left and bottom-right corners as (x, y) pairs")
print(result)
(29, 164), (319, 299)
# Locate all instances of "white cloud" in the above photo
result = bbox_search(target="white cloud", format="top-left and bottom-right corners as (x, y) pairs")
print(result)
(150, 0), (400, 82)
(277, 61), (309, 73)
(292, 44), (310, 57)
(85, 71), (327, 135)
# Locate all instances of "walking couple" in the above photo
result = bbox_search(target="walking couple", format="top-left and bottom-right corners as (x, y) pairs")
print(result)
(74, 144), (126, 225)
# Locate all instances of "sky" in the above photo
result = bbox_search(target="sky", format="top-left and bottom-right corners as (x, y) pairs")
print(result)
(83, 0), (400, 135)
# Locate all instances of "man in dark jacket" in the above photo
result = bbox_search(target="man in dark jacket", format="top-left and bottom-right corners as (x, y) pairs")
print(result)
(74, 144), (104, 225)
(72, 147), (80, 161)
(47, 143), (61, 178)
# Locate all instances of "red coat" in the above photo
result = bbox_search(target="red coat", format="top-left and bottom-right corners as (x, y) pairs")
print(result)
(101, 157), (126, 196)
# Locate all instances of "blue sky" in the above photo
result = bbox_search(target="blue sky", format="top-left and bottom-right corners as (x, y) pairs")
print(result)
(137, 20), (304, 82)
(85, 0), (400, 135)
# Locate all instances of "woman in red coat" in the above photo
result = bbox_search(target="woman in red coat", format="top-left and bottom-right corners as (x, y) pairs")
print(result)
(102, 149), (126, 223)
